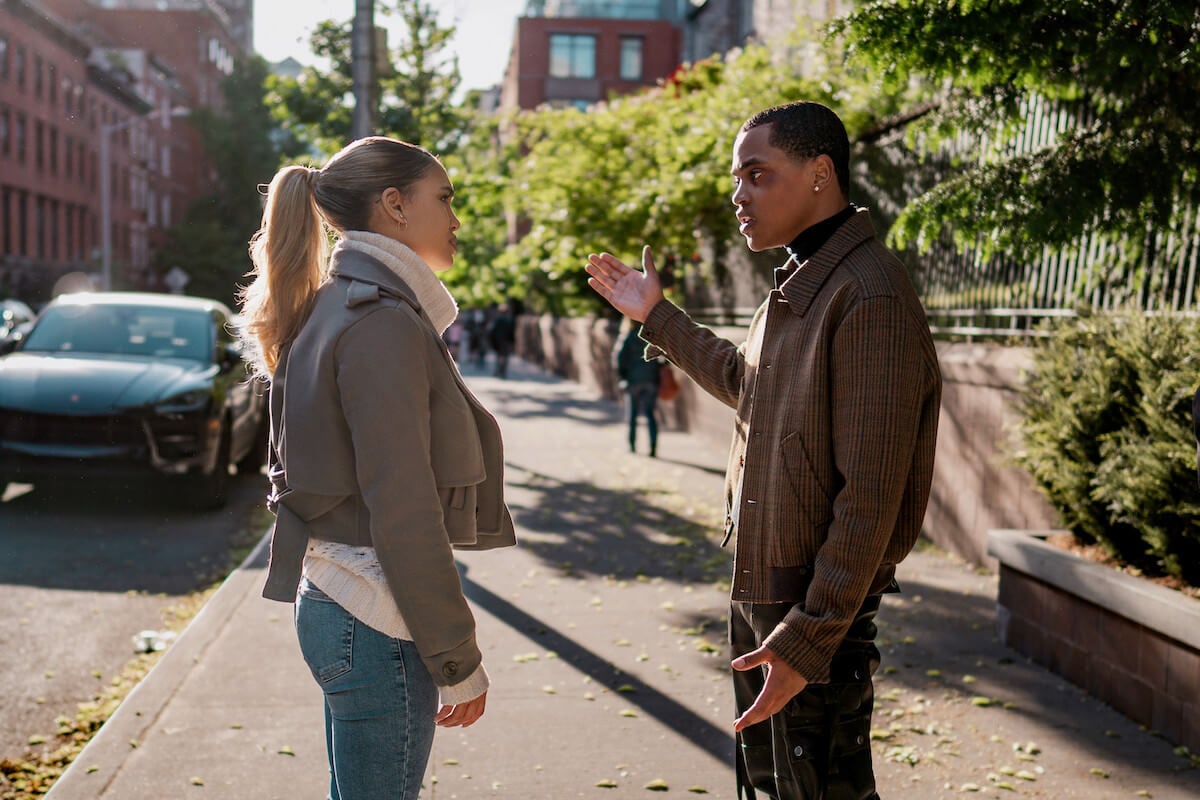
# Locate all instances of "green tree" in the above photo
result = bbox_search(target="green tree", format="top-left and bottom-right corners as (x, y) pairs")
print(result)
(837, 1), (1200, 271)
(266, 0), (465, 156)
(450, 26), (905, 315)
(154, 56), (285, 305)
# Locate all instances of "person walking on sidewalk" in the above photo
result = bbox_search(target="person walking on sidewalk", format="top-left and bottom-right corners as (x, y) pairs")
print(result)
(585, 101), (941, 799)
(487, 302), (516, 378)
(615, 322), (662, 456)
(239, 136), (517, 800)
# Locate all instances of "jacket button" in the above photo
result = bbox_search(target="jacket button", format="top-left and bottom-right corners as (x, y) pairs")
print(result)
(442, 662), (459, 678)
(793, 745), (804, 757)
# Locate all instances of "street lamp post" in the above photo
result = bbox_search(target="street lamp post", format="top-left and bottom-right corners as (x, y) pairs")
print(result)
(99, 105), (189, 291)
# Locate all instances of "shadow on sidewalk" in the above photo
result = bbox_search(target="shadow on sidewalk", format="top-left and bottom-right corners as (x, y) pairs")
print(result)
(461, 564), (736, 767)
(503, 461), (728, 585)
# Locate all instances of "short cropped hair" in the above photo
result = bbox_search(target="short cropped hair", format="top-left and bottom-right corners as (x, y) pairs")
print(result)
(742, 101), (850, 196)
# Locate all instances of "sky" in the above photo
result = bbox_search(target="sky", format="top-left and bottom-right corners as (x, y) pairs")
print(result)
(252, 0), (528, 92)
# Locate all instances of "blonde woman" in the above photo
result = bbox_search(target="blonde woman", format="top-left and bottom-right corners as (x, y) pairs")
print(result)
(240, 137), (516, 799)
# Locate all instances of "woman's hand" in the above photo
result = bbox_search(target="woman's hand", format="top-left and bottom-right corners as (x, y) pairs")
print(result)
(435, 690), (487, 728)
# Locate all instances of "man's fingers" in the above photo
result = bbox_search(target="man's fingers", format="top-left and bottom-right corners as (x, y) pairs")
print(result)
(641, 245), (658, 278)
(733, 697), (772, 732)
(731, 646), (770, 671)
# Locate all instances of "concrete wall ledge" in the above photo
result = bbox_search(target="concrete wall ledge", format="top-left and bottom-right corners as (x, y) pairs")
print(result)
(987, 528), (1200, 651)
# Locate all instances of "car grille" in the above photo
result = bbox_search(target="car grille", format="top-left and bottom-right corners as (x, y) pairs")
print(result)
(0, 409), (146, 447)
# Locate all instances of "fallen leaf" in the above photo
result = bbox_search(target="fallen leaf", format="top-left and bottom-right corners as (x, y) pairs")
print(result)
(595, 779), (618, 788)
(1089, 767), (1109, 779)
(970, 697), (993, 707)
(959, 783), (980, 792)
(190, 777), (205, 786)
(86, 766), (99, 774)
(619, 709), (638, 718)
(688, 788), (709, 794)
(645, 778), (670, 791)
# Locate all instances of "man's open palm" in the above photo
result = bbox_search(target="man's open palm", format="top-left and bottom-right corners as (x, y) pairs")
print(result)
(586, 246), (665, 322)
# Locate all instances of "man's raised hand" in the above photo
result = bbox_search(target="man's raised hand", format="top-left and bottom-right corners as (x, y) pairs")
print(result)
(586, 245), (665, 323)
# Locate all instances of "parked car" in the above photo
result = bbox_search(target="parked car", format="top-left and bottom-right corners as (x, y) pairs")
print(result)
(0, 292), (268, 509)
(0, 298), (36, 349)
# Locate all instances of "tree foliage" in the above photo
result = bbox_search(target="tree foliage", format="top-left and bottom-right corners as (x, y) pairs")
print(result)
(837, 1), (1200, 265)
(266, 0), (465, 156)
(446, 29), (910, 314)
(154, 56), (286, 305)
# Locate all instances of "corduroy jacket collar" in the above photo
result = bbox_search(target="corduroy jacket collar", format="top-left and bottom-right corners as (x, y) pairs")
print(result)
(776, 208), (878, 318)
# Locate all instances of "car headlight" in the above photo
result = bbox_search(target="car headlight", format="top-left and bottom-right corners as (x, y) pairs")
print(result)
(155, 389), (210, 414)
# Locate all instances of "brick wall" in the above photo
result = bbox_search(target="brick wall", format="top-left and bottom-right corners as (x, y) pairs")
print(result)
(999, 566), (1200, 750)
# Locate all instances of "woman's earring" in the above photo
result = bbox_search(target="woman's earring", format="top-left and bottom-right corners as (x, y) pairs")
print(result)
(813, 185), (821, 193)
(395, 207), (407, 226)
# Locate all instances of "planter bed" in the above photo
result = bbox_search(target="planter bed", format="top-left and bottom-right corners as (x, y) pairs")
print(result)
(988, 528), (1200, 752)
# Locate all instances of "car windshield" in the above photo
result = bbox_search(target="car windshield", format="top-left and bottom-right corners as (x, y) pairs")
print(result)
(21, 304), (212, 363)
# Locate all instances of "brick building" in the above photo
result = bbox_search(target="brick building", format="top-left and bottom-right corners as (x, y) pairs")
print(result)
(500, 0), (683, 112)
(0, 0), (243, 301)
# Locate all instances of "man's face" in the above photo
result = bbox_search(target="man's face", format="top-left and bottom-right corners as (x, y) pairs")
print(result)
(730, 124), (822, 252)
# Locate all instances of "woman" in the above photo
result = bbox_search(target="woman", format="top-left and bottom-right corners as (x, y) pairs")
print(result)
(240, 136), (516, 799)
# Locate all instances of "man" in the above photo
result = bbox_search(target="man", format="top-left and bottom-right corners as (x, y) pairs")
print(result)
(586, 101), (941, 799)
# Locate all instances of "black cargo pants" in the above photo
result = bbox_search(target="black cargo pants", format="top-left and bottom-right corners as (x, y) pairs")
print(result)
(730, 595), (883, 800)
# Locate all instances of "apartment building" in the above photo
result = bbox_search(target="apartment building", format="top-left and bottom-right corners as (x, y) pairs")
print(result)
(0, 0), (243, 300)
(500, 0), (683, 112)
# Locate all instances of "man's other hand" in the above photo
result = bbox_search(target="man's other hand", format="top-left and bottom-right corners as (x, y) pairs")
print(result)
(731, 646), (809, 732)
(586, 246), (665, 323)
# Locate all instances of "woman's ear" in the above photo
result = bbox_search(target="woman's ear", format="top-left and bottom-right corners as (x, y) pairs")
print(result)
(380, 186), (407, 225)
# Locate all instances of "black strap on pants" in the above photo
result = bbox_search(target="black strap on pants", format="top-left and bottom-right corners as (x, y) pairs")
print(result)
(731, 594), (884, 800)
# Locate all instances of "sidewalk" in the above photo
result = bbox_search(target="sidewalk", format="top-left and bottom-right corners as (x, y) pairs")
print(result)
(46, 359), (1199, 799)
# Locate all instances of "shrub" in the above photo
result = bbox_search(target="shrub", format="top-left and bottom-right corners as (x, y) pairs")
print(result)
(1013, 310), (1200, 584)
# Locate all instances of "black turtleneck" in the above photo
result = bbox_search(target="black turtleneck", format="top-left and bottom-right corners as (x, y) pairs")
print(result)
(776, 205), (855, 288)
(786, 205), (855, 263)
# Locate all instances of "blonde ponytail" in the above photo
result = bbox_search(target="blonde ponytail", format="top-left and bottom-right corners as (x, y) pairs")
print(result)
(240, 165), (328, 376)
(238, 138), (439, 376)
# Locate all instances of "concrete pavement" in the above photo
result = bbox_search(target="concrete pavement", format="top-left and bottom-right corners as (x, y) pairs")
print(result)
(45, 358), (1200, 799)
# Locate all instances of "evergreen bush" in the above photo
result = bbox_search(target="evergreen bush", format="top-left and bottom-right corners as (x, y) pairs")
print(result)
(1013, 310), (1200, 584)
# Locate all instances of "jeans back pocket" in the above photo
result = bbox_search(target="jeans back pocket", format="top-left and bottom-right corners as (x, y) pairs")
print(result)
(295, 580), (355, 684)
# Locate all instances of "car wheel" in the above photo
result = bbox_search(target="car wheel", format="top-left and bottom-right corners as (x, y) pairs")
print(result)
(180, 421), (231, 511)
(235, 414), (269, 475)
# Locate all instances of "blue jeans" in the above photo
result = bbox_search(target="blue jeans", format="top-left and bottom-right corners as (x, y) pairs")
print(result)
(295, 578), (438, 800)
(626, 383), (658, 454)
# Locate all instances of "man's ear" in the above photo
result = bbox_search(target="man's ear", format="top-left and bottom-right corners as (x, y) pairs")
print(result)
(811, 155), (835, 193)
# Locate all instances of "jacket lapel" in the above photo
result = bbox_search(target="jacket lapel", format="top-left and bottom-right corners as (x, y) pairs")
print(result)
(778, 209), (877, 317)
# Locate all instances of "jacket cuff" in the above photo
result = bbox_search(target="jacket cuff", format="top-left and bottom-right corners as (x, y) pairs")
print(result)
(438, 663), (489, 705)
(638, 299), (684, 359)
(762, 621), (833, 685)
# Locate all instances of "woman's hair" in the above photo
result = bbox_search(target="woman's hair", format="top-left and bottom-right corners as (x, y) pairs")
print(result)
(239, 136), (439, 375)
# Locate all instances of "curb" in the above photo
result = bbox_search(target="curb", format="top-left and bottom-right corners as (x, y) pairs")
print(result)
(44, 531), (272, 800)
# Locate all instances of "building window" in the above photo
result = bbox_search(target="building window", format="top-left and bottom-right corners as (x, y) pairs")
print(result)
(35, 120), (44, 172)
(549, 34), (596, 79)
(1, 188), (10, 255)
(0, 107), (8, 157)
(15, 46), (25, 89)
(0, 37), (8, 81)
(18, 190), (29, 255)
(49, 128), (58, 175)
(15, 113), (25, 162)
(620, 37), (643, 81)
(34, 54), (42, 98)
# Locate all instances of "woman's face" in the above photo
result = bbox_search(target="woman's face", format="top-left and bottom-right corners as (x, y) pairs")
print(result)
(396, 166), (460, 270)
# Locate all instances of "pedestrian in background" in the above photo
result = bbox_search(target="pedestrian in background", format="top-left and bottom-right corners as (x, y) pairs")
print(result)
(586, 101), (941, 799)
(615, 322), (662, 457)
(488, 302), (516, 378)
(239, 136), (517, 800)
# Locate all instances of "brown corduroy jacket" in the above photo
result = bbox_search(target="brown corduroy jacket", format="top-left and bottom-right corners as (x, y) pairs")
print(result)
(640, 209), (941, 683)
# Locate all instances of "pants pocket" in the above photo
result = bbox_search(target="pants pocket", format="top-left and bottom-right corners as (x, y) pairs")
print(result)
(295, 582), (355, 684)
